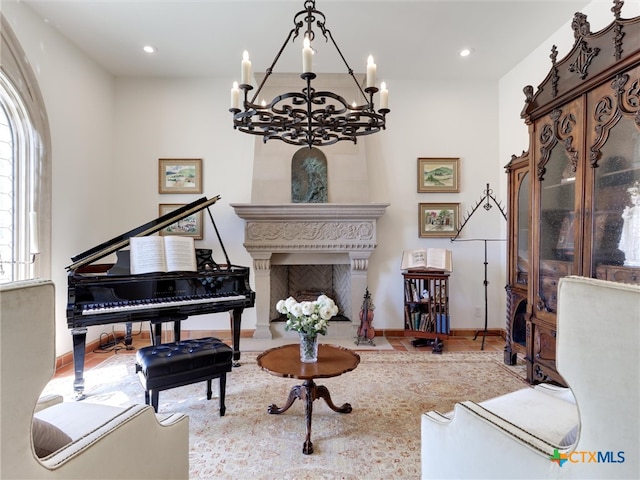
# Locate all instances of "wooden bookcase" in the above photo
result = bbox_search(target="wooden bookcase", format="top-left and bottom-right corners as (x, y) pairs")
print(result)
(403, 271), (450, 343)
(504, 4), (640, 384)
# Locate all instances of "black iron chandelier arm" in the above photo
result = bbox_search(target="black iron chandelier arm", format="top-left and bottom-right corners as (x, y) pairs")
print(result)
(322, 27), (372, 105)
(250, 24), (301, 104)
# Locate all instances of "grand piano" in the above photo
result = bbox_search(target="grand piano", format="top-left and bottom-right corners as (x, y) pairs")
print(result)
(66, 195), (255, 398)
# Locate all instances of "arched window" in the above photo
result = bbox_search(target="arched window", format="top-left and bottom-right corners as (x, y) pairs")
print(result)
(0, 90), (16, 282)
(0, 14), (51, 282)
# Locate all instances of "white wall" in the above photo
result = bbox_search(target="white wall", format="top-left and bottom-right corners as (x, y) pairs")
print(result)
(2, 1), (116, 356)
(112, 77), (255, 334)
(366, 77), (505, 336)
(8, 0), (631, 358)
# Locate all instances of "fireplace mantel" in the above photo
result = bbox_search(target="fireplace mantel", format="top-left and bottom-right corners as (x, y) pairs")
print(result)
(231, 203), (389, 220)
(231, 203), (389, 338)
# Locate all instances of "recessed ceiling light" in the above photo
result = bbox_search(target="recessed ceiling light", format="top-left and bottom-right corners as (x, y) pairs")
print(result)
(143, 45), (157, 54)
(459, 48), (474, 58)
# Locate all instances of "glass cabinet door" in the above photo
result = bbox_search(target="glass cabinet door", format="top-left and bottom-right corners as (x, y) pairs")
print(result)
(591, 115), (640, 282)
(516, 171), (530, 286)
(537, 143), (576, 313)
(587, 65), (640, 284)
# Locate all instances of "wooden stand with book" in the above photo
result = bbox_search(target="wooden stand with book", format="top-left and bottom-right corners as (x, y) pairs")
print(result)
(401, 248), (452, 273)
(402, 270), (450, 353)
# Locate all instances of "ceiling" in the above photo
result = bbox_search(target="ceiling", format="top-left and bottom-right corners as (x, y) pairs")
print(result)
(20, 0), (591, 80)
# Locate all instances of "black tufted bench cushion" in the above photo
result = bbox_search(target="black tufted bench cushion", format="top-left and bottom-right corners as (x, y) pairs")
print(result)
(135, 337), (233, 414)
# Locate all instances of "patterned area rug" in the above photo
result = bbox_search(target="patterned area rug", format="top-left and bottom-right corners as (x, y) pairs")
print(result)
(43, 350), (527, 479)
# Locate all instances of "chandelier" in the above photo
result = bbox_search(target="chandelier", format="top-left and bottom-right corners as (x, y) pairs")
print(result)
(229, 0), (390, 148)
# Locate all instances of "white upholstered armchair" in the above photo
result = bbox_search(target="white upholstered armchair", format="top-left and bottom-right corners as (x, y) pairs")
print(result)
(422, 276), (640, 479)
(0, 279), (190, 479)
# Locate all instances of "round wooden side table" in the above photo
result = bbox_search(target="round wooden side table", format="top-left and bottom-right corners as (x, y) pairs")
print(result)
(256, 343), (360, 454)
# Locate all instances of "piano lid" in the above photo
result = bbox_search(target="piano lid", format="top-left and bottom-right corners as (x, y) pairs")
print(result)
(67, 195), (220, 271)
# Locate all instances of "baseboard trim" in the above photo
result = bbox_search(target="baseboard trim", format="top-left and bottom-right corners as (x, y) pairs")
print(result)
(450, 328), (506, 339)
(55, 327), (507, 370)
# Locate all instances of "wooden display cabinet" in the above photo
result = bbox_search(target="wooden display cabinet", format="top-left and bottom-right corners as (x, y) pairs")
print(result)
(505, 3), (640, 384)
(504, 151), (530, 366)
(403, 271), (450, 347)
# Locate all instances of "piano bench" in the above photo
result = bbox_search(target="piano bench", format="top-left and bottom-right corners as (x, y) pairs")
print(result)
(135, 337), (233, 414)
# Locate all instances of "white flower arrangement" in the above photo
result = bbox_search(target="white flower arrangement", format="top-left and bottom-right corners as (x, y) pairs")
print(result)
(275, 294), (339, 336)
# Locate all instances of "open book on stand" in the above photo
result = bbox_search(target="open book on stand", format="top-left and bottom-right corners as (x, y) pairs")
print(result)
(401, 248), (452, 272)
(130, 236), (197, 274)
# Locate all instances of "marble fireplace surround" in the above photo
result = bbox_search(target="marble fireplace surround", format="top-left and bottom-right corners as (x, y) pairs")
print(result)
(231, 203), (388, 339)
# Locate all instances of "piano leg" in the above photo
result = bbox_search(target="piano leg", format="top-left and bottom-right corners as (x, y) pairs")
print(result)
(124, 322), (134, 350)
(149, 322), (163, 346)
(150, 318), (184, 345)
(231, 308), (243, 367)
(173, 320), (181, 342)
(71, 327), (88, 400)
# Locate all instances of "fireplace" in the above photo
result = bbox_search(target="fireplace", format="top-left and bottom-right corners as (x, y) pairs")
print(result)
(231, 203), (388, 338)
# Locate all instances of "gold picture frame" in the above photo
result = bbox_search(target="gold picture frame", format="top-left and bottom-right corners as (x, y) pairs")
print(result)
(417, 157), (460, 193)
(419, 203), (460, 238)
(158, 204), (204, 239)
(158, 158), (203, 194)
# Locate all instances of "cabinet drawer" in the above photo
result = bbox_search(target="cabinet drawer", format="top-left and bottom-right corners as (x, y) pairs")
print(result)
(595, 265), (640, 285)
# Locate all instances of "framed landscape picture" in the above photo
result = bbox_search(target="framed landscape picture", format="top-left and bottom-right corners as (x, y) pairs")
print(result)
(417, 157), (460, 193)
(419, 203), (460, 238)
(158, 158), (203, 194)
(159, 204), (204, 239)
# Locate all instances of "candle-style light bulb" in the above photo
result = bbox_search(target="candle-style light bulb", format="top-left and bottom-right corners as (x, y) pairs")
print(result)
(380, 81), (388, 109)
(366, 55), (376, 88)
(231, 81), (240, 109)
(302, 36), (313, 73)
(241, 50), (252, 85)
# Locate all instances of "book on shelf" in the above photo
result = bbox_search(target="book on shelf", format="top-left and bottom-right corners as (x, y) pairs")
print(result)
(404, 305), (412, 329)
(436, 314), (450, 334)
(129, 235), (197, 275)
(401, 248), (453, 272)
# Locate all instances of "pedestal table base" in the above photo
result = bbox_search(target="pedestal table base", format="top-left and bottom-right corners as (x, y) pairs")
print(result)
(267, 378), (352, 454)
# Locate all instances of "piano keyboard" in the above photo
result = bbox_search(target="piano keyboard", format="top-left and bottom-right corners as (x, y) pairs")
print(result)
(81, 293), (247, 315)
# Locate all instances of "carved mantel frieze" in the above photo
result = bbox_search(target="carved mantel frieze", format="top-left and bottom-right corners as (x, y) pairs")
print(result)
(246, 221), (374, 242)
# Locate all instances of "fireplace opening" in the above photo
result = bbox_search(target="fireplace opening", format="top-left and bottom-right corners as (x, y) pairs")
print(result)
(269, 264), (351, 322)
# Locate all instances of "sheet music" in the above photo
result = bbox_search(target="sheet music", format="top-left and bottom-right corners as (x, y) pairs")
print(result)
(130, 236), (196, 274)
